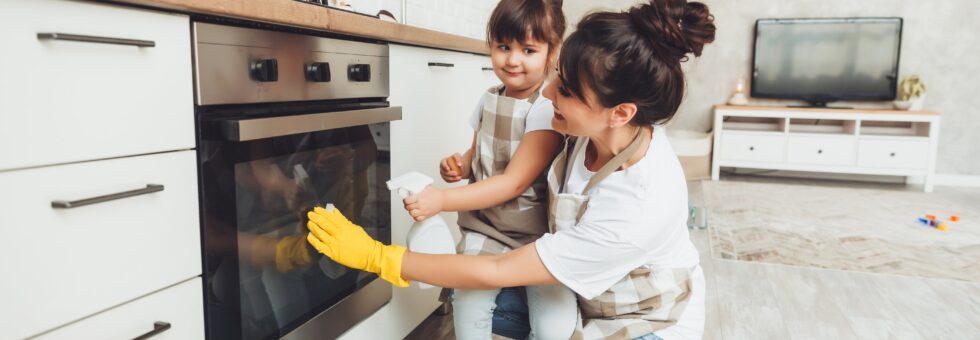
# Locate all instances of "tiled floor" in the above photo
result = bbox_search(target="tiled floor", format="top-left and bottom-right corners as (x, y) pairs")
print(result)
(406, 176), (980, 339)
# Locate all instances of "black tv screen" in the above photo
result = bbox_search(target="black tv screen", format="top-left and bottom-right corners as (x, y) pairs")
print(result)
(752, 17), (903, 105)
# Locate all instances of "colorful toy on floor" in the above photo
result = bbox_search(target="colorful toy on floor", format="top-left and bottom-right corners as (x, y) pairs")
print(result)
(917, 214), (949, 232)
(950, 215), (960, 222)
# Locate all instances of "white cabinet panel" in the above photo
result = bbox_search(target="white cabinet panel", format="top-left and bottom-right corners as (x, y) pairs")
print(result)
(787, 136), (856, 166)
(35, 278), (204, 340)
(0, 0), (194, 170)
(0, 151), (201, 339)
(858, 139), (929, 170)
(719, 132), (786, 163)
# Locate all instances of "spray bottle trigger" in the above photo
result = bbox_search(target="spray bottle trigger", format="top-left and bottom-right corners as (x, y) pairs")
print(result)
(397, 188), (412, 199)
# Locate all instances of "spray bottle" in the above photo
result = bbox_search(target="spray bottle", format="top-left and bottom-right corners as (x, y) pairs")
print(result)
(386, 172), (457, 289)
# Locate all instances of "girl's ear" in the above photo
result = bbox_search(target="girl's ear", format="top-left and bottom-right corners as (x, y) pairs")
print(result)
(608, 103), (638, 128)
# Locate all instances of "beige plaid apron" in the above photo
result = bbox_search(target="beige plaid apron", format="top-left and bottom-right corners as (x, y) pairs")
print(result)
(457, 84), (550, 250)
(441, 85), (551, 302)
(547, 132), (695, 340)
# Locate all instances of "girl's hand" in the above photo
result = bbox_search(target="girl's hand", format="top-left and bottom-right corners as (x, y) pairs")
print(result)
(439, 153), (469, 183)
(403, 186), (444, 221)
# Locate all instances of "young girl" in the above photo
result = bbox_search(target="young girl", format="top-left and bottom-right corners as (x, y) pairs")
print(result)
(403, 0), (575, 339)
(305, 0), (716, 339)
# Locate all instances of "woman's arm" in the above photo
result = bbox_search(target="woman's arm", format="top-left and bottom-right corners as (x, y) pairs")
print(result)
(402, 242), (559, 289)
(407, 130), (561, 219)
(305, 206), (559, 289)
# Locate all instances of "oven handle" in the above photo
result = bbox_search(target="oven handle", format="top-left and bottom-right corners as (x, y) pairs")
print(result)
(218, 106), (402, 142)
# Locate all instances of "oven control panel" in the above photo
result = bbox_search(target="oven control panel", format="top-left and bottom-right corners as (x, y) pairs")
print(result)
(193, 22), (389, 105)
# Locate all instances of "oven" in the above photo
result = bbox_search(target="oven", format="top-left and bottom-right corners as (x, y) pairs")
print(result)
(193, 22), (399, 340)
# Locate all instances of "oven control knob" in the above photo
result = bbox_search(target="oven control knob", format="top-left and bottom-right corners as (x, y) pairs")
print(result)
(305, 62), (331, 82)
(250, 59), (278, 82)
(348, 64), (371, 82)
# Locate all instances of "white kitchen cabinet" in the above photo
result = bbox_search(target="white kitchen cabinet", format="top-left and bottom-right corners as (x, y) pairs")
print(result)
(337, 44), (496, 340)
(0, 151), (201, 339)
(34, 278), (204, 340)
(0, 0), (194, 171)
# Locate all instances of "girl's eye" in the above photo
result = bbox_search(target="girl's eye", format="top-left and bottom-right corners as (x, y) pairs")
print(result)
(497, 45), (509, 51)
(523, 48), (537, 54)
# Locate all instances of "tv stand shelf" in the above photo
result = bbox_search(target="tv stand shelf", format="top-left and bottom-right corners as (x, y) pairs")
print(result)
(711, 105), (941, 192)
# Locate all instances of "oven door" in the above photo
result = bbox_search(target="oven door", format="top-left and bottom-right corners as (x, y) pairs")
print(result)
(198, 106), (400, 340)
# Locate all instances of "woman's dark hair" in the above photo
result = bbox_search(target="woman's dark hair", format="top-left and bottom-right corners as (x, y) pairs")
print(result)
(487, 0), (566, 52)
(558, 0), (715, 125)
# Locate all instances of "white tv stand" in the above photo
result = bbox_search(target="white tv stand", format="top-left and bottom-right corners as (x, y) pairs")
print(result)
(711, 105), (941, 192)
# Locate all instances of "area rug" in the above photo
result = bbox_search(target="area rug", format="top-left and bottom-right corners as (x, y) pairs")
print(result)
(703, 180), (980, 281)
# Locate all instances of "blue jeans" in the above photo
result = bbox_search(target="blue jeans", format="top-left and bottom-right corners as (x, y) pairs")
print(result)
(491, 287), (663, 340)
(491, 287), (529, 339)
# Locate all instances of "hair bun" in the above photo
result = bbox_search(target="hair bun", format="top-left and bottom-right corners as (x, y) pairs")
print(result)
(627, 0), (716, 61)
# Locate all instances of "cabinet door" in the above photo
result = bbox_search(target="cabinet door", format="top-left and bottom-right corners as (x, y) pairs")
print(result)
(35, 278), (204, 340)
(0, 0), (194, 171)
(388, 45), (492, 237)
(0, 151), (201, 339)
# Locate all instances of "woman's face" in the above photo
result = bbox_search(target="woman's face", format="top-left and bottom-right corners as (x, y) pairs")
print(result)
(543, 75), (609, 137)
(490, 36), (551, 93)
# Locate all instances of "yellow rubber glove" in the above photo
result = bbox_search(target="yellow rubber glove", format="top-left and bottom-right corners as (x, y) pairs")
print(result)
(274, 235), (314, 273)
(306, 206), (410, 287)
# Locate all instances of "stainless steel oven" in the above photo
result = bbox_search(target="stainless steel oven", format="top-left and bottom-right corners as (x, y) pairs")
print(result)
(193, 22), (399, 340)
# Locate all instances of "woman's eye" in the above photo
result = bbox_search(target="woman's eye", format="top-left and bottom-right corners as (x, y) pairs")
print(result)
(558, 85), (572, 97)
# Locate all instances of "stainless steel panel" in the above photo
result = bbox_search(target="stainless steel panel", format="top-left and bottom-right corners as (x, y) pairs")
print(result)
(281, 278), (391, 340)
(220, 106), (401, 141)
(193, 22), (389, 105)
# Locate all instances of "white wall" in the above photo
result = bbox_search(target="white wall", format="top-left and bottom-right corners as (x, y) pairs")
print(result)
(563, 0), (980, 176)
(343, 0), (497, 40)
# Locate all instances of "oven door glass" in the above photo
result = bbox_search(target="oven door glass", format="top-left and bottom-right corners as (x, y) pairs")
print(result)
(199, 122), (390, 340)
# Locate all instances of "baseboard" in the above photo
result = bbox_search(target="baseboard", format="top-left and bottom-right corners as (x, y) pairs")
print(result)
(933, 174), (980, 188)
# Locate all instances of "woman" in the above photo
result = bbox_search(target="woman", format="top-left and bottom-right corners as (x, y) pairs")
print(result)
(305, 1), (715, 338)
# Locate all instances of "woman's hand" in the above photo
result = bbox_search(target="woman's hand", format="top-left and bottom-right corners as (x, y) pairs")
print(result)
(403, 186), (444, 221)
(306, 206), (410, 287)
(439, 153), (469, 183)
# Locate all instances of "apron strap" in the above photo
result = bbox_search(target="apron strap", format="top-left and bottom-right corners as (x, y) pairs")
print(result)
(581, 127), (646, 194)
(497, 84), (543, 104)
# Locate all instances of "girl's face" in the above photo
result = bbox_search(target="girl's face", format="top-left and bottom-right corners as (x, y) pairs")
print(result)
(490, 37), (551, 94)
(543, 75), (610, 137)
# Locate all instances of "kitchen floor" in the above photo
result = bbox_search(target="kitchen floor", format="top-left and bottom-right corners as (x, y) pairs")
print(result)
(405, 175), (980, 340)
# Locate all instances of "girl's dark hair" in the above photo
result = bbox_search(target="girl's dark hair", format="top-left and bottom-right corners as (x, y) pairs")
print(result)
(487, 0), (566, 51)
(558, 0), (715, 125)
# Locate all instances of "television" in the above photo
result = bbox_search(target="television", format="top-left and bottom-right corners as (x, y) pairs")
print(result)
(751, 17), (903, 107)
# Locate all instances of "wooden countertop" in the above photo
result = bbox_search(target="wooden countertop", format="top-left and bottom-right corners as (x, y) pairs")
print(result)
(715, 104), (940, 116)
(111, 0), (489, 55)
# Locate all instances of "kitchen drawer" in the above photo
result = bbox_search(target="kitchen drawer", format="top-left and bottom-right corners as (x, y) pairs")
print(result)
(787, 136), (856, 166)
(858, 138), (929, 170)
(0, 0), (193, 171)
(719, 132), (786, 163)
(0, 151), (201, 339)
(35, 278), (204, 340)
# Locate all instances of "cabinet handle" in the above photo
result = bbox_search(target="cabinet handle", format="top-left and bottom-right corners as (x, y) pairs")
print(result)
(51, 184), (164, 209)
(817, 149), (823, 154)
(37, 32), (155, 48)
(481, 67), (494, 71)
(749, 146), (755, 151)
(427, 62), (455, 68)
(131, 321), (171, 340)
(890, 152), (896, 157)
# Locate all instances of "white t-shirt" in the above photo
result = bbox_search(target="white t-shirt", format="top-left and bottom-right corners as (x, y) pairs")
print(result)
(535, 126), (704, 339)
(468, 86), (554, 133)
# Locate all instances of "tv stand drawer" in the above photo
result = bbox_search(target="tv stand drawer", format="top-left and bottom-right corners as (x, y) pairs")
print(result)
(787, 136), (856, 166)
(719, 133), (786, 163)
(858, 139), (929, 170)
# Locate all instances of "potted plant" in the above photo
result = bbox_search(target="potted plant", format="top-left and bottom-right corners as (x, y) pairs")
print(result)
(894, 75), (927, 110)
